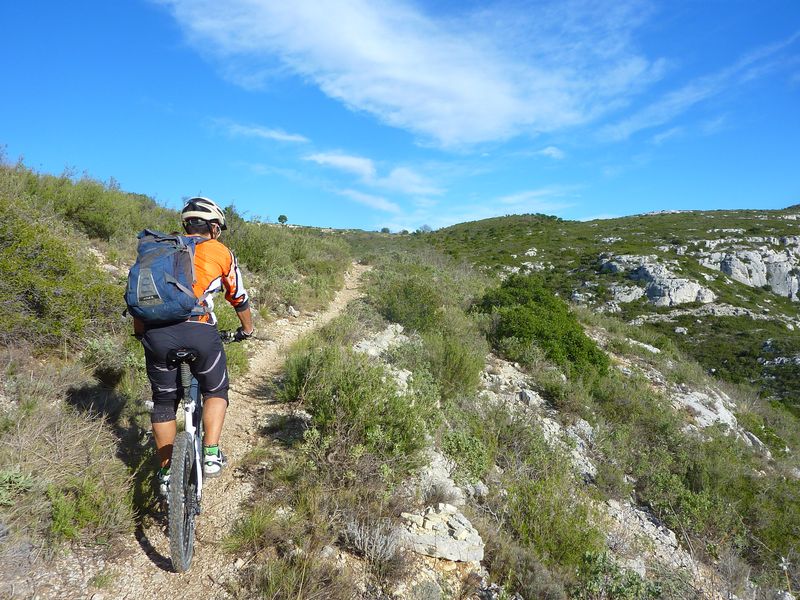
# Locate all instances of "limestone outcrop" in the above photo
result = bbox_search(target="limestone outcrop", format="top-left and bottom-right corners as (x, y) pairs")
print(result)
(601, 255), (716, 306)
(401, 504), (484, 562)
(697, 237), (800, 301)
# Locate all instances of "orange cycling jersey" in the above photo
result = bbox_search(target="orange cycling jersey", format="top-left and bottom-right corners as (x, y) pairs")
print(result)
(190, 236), (249, 324)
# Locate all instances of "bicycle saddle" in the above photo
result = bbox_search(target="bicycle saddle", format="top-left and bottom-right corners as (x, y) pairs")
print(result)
(166, 348), (199, 366)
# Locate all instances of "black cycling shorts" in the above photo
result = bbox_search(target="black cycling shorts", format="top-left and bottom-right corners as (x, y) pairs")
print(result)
(142, 321), (230, 424)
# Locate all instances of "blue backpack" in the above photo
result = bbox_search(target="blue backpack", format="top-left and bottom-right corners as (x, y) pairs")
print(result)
(125, 229), (209, 324)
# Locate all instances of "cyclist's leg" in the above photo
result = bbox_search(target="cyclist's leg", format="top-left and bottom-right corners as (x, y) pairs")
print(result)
(202, 397), (227, 446)
(185, 323), (230, 474)
(142, 328), (182, 468)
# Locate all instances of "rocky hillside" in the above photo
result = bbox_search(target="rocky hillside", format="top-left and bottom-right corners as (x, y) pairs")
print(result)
(425, 208), (800, 410)
(2, 158), (798, 600)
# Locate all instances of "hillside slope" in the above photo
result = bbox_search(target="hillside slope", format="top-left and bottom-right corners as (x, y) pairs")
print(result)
(426, 209), (800, 410)
(3, 159), (798, 599)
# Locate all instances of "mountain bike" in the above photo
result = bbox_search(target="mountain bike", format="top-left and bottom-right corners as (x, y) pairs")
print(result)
(165, 330), (239, 572)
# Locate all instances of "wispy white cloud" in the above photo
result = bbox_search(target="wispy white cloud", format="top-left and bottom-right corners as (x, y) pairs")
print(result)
(221, 119), (309, 143)
(601, 32), (800, 141)
(496, 185), (578, 208)
(339, 189), (401, 213)
(379, 167), (443, 196)
(305, 151), (443, 196)
(651, 126), (683, 145)
(700, 115), (728, 136)
(159, 0), (665, 147)
(305, 152), (376, 179)
(537, 146), (566, 160)
(379, 184), (577, 232)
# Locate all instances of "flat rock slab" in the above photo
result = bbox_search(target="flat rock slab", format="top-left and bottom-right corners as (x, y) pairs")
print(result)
(401, 504), (484, 562)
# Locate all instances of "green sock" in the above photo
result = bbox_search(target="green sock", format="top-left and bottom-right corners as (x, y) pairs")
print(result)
(204, 444), (219, 457)
(159, 465), (170, 476)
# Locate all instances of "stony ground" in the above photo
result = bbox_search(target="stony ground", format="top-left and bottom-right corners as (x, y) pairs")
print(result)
(8, 264), (368, 600)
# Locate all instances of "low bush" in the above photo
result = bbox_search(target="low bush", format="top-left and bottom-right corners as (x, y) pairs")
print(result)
(462, 401), (604, 589)
(371, 269), (444, 331)
(247, 551), (351, 600)
(224, 208), (351, 312)
(342, 515), (409, 584)
(572, 552), (660, 599)
(441, 429), (492, 483)
(421, 308), (488, 401)
(282, 345), (435, 472)
(481, 528), (568, 600)
(0, 195), (121, 348)
(479, 275), (609, 380)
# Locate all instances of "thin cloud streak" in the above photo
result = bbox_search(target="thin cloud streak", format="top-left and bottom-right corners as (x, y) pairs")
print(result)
(381, 185), (576, 232)
(537, 146), (566, 160)
(222, 120), (309, 143)
(305, 152), (376, 179)
(160, 0), (665, 147)
(339, 189), (401, 213)
(651, 126), (683, 145)
(305, 151), (443, 196)
(601, 32), (800, 141)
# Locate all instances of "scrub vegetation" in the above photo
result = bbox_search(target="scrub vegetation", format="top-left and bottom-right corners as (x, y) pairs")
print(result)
(3, 156), (799, 598)
(0, 158), (351, 558)
(327, 227), (798, 596)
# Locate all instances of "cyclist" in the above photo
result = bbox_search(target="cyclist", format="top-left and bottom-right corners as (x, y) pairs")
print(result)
(133, 197), (254, 497)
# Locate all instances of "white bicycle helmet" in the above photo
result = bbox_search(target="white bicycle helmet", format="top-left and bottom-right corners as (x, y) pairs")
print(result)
(181, 196), (227, 230)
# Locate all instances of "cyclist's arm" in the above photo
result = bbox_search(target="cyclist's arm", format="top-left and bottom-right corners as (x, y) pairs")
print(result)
(236, 306), (254, 335)
(221, 248), (253, 334)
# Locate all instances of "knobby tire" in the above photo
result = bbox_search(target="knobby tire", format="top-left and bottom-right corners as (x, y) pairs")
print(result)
(169, 430), (197, 572)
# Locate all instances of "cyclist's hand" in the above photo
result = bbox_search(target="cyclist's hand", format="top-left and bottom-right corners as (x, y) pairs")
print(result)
(233, 326), (254, 342)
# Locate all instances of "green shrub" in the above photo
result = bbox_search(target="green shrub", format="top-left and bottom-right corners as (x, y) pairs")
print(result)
(479, 275), (609, 379)
(282, 342), (437, 472)
(0, 195), (121, 347)
(0, 363), (133, 547)
(249, 552), (350, 600)
(421, 308), (488, 400)
(572, 552), (660, 599)
(47, 477), (121, 542)
(473, 404), (604, 572)
(507, 474), (603, 569)
(224, 208), (350, 312)
(225, 501), (300, 554)
(481, 529), (568, 600)
(371, 270), (444, 331)
(0, 469), (33, 507)
(441, 429), (491, 482)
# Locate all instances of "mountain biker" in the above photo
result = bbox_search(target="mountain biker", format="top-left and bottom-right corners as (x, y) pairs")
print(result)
(133, 197), (254, 498)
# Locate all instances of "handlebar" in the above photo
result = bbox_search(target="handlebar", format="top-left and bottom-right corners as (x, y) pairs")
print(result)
(219, 330), (237, 343)
(219, 329), (253, 343)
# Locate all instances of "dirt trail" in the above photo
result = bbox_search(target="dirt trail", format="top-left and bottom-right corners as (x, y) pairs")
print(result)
(20, 264), (368, 600)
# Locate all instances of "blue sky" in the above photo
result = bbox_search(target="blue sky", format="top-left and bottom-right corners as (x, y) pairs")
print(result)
(1, 1), (799, 231)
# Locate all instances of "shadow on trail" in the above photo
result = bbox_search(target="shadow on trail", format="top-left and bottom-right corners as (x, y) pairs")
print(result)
(246, 371), (311, 448)
(134, 521), (173, 572)
(66, 380), (174, 570)
(239, 370), (284, 404)
(260, 411), (310, 447)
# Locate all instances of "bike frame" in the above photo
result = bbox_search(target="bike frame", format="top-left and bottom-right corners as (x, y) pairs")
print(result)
(178, 363), (204, 505)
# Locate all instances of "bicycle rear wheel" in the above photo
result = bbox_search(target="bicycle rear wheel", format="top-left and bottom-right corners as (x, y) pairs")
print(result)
(169, 430), (198, 572)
